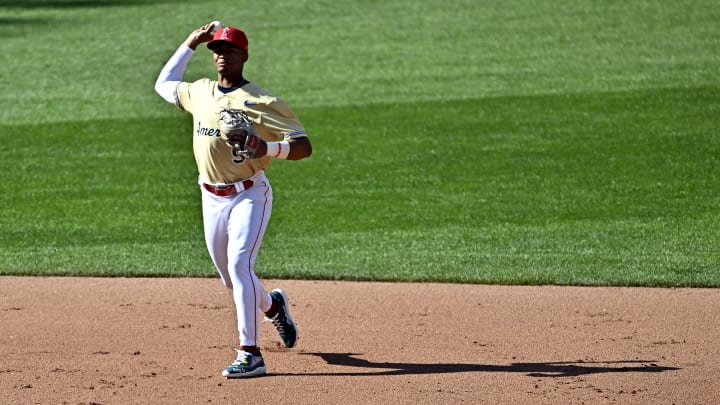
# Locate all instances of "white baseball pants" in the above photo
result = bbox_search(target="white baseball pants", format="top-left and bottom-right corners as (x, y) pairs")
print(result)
(199, 171), (274, 346)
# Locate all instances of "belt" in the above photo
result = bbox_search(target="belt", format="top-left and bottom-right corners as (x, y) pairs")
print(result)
(202, 179), (254, 197)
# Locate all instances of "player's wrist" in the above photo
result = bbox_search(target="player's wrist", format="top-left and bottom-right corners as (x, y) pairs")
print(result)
(265, 141), (291, 159)
(185, 38), (203, 50)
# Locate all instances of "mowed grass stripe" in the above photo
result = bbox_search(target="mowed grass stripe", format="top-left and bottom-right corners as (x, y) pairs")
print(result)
(2, 86), (717, 285)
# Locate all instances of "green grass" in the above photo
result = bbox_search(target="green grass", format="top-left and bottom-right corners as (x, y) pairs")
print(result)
(1, 0), (718, 286)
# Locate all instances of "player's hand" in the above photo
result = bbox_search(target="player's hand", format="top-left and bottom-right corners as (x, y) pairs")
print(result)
(183, 23), (216, 50)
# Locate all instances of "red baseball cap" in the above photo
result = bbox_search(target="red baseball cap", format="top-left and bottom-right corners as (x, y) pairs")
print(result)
(207, 26), (248, 53)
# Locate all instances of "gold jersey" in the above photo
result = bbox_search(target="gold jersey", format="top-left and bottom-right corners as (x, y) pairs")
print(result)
(175, 78), (307, 184)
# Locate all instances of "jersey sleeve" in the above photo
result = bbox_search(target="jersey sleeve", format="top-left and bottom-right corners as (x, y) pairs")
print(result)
(175, 81), (193, 113)
(174, 78), (214, 113)
(258, 98), (308, 141)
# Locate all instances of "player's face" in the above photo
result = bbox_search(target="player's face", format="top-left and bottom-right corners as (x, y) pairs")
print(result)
(212, 43), (248, 75)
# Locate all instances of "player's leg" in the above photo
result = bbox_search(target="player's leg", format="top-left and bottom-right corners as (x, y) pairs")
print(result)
(226, 177), (274, 348)
(224, 180), (298, 350)
(200, 188), (233, 288)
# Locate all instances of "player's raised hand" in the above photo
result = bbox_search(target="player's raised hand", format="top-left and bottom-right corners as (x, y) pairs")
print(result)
(183, 22), (219, 50)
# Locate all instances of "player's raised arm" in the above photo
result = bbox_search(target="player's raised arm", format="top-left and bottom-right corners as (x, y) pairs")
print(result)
(154, 22), (218, 104)
(182, 22), (217, 50)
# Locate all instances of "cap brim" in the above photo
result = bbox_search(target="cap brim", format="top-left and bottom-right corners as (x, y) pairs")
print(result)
(207, 39), (242, 51)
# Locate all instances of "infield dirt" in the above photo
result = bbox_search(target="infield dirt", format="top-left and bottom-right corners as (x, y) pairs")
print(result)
(1, 277), (718, 404)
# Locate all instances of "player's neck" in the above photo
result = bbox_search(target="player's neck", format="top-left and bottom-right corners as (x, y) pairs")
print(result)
(217, 75), (247, 89)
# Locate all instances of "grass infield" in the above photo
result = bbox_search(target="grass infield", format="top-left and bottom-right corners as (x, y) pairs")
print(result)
(0, 0), (718, 286)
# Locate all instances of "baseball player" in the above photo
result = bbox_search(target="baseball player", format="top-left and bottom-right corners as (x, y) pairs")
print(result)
(154, 22), (312, 378)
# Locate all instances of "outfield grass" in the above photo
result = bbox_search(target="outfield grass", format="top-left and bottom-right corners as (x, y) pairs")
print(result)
(0, 0), (718, 286)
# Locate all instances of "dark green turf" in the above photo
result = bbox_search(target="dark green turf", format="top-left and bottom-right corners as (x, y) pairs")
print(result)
(1, 86), (717, 285)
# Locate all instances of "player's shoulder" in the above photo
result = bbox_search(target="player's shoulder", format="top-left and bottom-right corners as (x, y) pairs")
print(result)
(189, 78), (215, 89)
(241, 82), (278, 102)
(179, 78), (215, 94)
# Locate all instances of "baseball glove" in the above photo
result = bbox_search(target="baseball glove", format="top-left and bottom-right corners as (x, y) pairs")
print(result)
(218, 109), (260, 161)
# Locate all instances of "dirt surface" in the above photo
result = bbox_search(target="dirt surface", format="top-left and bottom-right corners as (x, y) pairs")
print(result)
(0, 276), (718, 404)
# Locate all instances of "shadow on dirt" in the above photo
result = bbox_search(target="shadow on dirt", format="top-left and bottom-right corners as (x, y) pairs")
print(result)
(279, 352), (680, 377)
